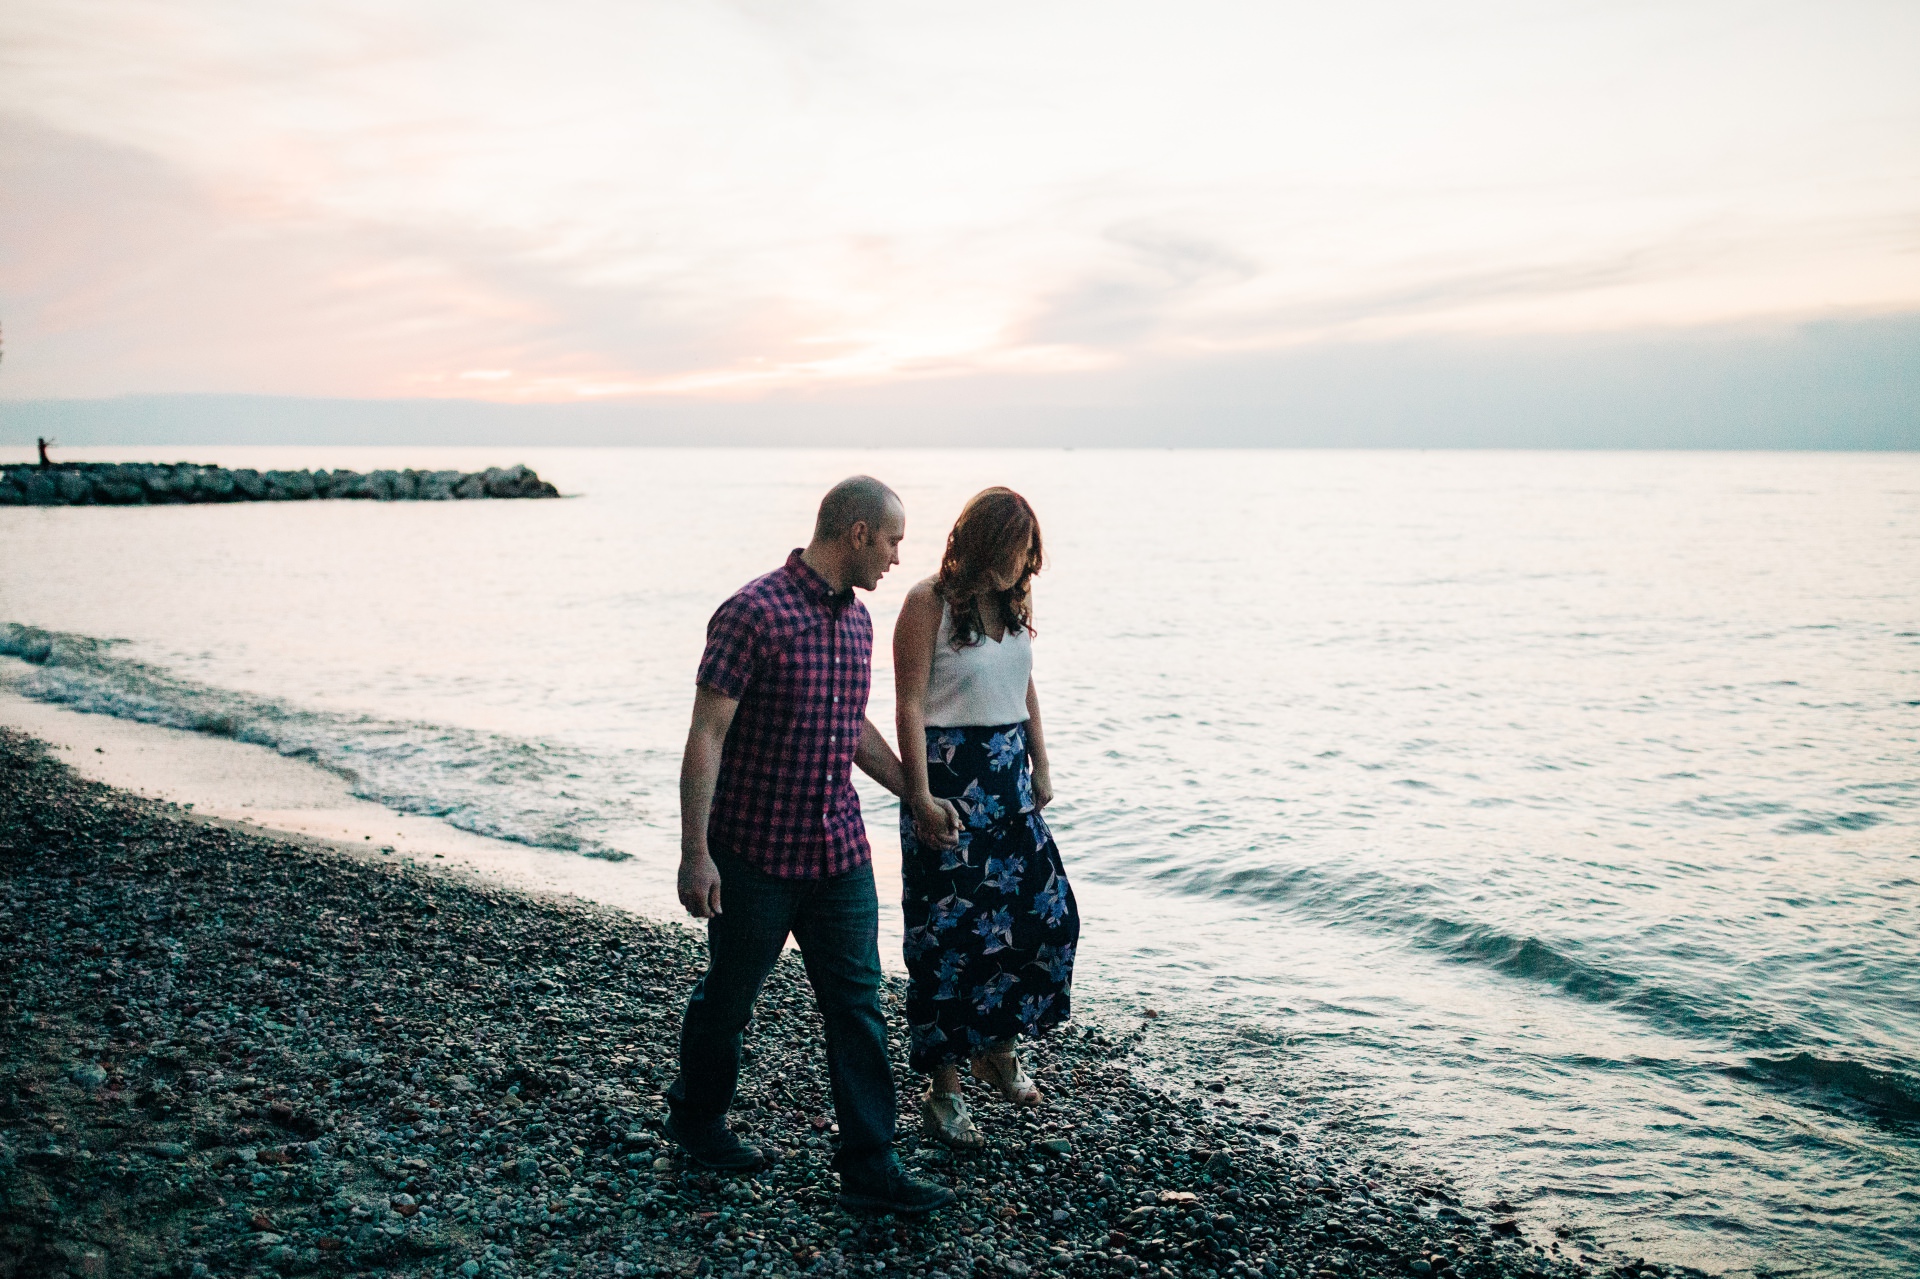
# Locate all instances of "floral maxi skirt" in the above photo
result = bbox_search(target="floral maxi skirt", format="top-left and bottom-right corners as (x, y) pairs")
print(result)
(901, 721), (1080, 1073)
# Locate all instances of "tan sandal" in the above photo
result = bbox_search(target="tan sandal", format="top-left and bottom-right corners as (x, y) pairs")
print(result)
(970, 1046), (1043, 1107)
(920, 1090), (986, 1150)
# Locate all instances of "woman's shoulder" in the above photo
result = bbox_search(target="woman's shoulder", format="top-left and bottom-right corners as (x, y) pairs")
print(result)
(903, 577), (945, 611)
(895, 578), (946, 632)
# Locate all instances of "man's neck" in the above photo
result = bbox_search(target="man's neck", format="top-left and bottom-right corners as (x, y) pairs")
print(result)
(800, 542), (851, 595)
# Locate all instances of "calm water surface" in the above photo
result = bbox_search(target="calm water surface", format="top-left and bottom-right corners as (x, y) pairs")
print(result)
(4, 447), (1916, 1275)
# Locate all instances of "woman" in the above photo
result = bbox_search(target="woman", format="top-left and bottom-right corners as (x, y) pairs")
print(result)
(894, 486), (1080, 1151)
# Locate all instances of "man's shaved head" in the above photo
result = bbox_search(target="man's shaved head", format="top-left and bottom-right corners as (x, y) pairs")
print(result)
(814, 475), (902, 541)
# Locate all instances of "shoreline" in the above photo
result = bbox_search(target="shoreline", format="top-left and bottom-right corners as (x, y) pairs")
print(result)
(0, 683), (688, 924)
(0, 726), (1678, 1279)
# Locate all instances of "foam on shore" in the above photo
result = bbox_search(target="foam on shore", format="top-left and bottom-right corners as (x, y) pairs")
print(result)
(0, 682), (685, 923)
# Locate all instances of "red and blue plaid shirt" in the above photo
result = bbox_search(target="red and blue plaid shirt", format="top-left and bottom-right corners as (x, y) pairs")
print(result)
(697, 549), (874, 878)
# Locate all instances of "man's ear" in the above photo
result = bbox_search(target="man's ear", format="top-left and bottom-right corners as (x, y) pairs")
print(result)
(847, 520), (871, 550)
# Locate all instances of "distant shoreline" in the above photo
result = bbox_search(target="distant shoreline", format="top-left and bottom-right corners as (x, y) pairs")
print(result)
(0, 461), (559, 506)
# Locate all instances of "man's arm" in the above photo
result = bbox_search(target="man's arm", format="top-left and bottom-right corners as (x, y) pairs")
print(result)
(679, 685), (739, 918)
(855, 716), (906, 797)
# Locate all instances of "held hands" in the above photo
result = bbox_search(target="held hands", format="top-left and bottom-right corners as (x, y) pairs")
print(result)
(678, 849), (723, 918)
(910, 792), (963, 849)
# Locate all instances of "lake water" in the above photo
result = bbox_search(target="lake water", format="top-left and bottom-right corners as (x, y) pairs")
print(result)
(3, 446), (1916, 1275)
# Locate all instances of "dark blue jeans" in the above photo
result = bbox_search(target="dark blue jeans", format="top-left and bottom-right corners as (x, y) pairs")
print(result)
(667, 851), (897, 1172)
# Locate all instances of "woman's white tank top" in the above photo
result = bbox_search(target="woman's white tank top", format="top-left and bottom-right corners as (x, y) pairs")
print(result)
(924, 600), (1033, 728)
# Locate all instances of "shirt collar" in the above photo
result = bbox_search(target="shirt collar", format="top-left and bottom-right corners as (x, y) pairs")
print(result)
(784, 548), (853, 609)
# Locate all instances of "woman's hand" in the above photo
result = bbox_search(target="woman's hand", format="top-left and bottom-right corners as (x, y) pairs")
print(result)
(911, 792), (962, 848)
(1031, 766), (1054, 810)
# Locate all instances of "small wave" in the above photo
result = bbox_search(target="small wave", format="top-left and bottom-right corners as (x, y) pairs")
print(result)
(1409, 917), (1799, 1047)
(1732, 1053), (1920, 1123)
(1, 622), (644, 857)
(1132, 852), (1793, 1047)
(1777, 810), (1888, 835)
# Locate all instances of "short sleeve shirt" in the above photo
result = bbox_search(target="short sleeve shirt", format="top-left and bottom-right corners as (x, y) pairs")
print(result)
(697, 549), (874, 878)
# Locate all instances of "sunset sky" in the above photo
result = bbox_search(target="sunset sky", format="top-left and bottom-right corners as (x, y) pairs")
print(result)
(2, 1), (1917, 430)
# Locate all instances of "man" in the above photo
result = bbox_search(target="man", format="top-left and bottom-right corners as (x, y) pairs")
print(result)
(666, 475), (955, 1215)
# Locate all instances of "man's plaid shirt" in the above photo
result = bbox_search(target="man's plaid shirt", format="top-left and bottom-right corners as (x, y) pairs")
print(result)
(697, 549), (874, 878)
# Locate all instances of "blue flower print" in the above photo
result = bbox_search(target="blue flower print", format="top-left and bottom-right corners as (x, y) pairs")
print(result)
(899, 721), (1077, 1075)
(929, 891), (973, 937)
(984, 854), (1026, 895)
(960, 779), (1006, 830)
(1033, 872), (1069, 926)
(986, 729), (1023, 772)
(929, 729), (966, 770)
(1019, 993), (1055, 1030)
(938, 829), (974, 871)
(973, 971), (1019, 1014)
(934, 950), (968, 1000)
(1032, 943), (1075, 985)
(974, 906), (1015, 954)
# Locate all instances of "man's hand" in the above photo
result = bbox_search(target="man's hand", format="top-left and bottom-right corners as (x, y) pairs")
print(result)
(680, 687), (738, 919)
(910, 793), (962, 849)
(679, 851), (723, 918)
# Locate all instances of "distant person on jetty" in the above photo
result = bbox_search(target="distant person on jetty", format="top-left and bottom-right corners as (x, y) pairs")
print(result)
(667, 475), (955, 1216)
(893, 487), (1080, 1151)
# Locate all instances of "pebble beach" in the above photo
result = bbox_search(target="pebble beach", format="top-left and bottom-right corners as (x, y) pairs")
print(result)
(1, 727), (1685, 1279)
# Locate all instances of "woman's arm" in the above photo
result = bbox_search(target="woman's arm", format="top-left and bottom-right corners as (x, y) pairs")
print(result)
(893, 580), (960, 847)
(1025, 675), (1053, 809)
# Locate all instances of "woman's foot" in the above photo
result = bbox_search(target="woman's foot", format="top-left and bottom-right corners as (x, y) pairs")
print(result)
(920, 1088), (986, 1151)
(970, 1045), (1043, 1107)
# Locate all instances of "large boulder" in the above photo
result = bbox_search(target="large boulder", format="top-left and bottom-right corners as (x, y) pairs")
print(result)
(416, 471), (461, 500)
(56, 471), (95, 504)
(165, 466), (207, 502)
(192, 468), (237, 501)
(478, 464), (558, 498)
(325, 470), (370, 499)
(19, 472), (60, 505)
(91, 466), (149, 504)
(453, 472), (488, 499)
(141, 465), (190, 502)
(263, 470), (317, 500)
(0, 473), (22, 505)
(230, 468), (266, 499)
(376, 470), (414, 500)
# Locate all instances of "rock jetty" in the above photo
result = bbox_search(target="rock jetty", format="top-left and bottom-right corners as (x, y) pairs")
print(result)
(0, 463), (560, 506)
(0, 729), (1671, 1279)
